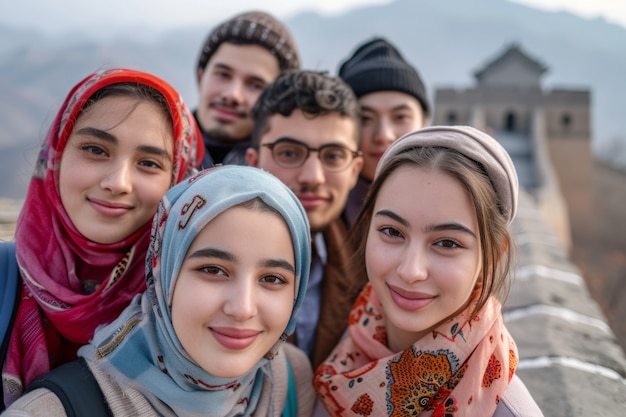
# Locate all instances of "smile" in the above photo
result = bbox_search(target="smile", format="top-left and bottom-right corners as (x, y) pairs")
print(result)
(210, 327), (261, 350)
(88, 198), (133, 217)
(387, 284), (436, 311)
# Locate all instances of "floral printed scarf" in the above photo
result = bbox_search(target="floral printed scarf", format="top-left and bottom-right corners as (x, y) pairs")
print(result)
(314, 283), (518, 417)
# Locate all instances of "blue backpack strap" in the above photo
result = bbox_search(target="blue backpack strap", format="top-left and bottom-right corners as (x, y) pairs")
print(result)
(0, 242), (20, 412)
(281, 357), (298, 417)
(0, 242), (18, 344)
(25, 357), (112, 417)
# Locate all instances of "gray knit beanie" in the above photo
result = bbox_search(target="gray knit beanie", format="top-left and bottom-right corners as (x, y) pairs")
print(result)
(338, 37), (429, 115)
(196, 11), (300, 82)
(376, 125), (519, 224)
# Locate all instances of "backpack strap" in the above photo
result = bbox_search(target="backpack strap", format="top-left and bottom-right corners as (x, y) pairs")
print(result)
(25, 357), (113, 417)
(0, 242), (19, 350)
(281, 357), (298, 417)
(0, 242), (20, 412)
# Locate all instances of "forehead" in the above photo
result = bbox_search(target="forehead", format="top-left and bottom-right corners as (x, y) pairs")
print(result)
(359, 90), (423, 114)
(260, 109), (358, 148)
(206, 42), (280, 81)
(376, 165), (476, 221)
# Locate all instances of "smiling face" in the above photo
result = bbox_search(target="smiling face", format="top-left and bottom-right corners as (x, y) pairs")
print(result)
(246, 109), (362, 233)
(196, 42), (281, 143)
(171, 205), (296, 378)
(59, 95), (174, 244)
(358, 91), (426, 181)
(365, 166), (482, 352)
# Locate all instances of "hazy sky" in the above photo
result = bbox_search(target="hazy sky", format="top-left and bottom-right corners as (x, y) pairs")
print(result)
(3, 0), (626, 33)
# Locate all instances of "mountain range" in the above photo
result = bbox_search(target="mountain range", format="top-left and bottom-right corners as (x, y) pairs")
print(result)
(1, 0), (624, 199)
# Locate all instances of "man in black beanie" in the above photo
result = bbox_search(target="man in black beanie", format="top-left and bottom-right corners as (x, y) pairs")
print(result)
(194, 11), (300, 169)
(338, 37), (430, 226)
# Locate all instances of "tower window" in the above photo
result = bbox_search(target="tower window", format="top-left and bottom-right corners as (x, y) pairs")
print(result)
(505, 112), (516, 132)
(562, 113), (571, 128)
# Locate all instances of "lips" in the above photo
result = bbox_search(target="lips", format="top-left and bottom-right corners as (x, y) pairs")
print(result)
(88, 198), (133, 217)
(210, 103), (246, 123)
(387, 284), (436, 311)
(297, 193), (328, 210)
(368, 151), (386, 162)
(210, 327), (261, 350)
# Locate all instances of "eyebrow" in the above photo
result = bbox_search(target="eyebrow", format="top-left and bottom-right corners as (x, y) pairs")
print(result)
(275, 136), (351, 149)
(360, 103), (413, 113)
(212, 63), (269, 85)
(374, 209), (477, 238)
(75, 127), (172, 161)
(188, 247), (295, 273)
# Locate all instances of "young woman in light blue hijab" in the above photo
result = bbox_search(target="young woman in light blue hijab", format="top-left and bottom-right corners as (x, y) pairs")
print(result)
(5, 165), (314, 417)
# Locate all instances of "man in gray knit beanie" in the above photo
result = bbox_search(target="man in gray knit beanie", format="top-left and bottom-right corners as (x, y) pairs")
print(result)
(338, 37), (430, 226)
(194, 11), (300, 169)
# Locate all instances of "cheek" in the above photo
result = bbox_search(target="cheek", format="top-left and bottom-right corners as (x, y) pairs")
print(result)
(265, 292), (295, 334)
(365, 236), (384, 278)
(141, 178), (172, 209)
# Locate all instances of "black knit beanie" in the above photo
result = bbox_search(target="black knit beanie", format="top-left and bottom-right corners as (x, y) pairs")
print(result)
(196, 11), (300, 82)
(338, 37), (429, 115)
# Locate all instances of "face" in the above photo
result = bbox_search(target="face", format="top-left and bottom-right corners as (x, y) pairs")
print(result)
(172, 206), (296, 378)
(359, 91), (426, 180)
(59, 95), (174, 244)
(246, 110), (363, 233)
(365, 166), (481, 352)
(196, 43), (281, 142)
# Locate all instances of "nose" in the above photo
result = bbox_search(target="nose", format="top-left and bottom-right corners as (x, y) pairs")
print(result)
(395, 243), (428, 284)
(223, 277), (257, 321)
(221, 78), (245, 105)
(297, 151), (326, 187)
(373, 118), (396, 144)
(100, 162), (133, 195)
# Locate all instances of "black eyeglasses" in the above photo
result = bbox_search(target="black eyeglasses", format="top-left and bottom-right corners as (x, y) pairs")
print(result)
(262, 138), (361, 172)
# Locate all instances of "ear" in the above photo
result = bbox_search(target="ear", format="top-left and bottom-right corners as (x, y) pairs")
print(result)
(246, 148), (259, 167)
(348, 155), (364, 189)
(197, 68), (204, 84)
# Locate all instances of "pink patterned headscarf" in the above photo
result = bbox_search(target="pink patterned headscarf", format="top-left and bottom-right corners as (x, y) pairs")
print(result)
(2, 68), (204, 406)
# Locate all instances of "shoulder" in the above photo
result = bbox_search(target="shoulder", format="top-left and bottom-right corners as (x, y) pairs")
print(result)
(2, 388), (67, 417)
(493, 374), (545, 417)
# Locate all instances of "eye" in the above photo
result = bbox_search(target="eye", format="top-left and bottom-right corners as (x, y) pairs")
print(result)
(259, 274), (288, 286)
(394, 113), (411, 123)
(379, 226), (403, 239)
(80, 144), (108, 157)
(138, 159), (164, 170)
(274, 143), (306, 162)
(212, 69), (231, 80)
(248, 80), (266, 91)
(360, 114), (373, 125)
(435, 238), (462, 249)
(198, 265), (227, 276)
(321, 147), (349, 164)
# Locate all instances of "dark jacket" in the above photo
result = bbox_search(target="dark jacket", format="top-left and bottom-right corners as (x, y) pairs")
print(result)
(310, 218), (367, 369)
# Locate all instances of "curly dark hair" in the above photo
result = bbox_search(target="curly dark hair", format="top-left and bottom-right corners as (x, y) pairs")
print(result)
(250, 70), (360, 147)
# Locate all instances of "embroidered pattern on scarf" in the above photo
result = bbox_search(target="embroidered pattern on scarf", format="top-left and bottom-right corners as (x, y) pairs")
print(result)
(314, 283), (518, 417)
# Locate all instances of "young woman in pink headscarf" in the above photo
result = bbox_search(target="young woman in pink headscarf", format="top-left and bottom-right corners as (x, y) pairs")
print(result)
(1, 68), (204, 408)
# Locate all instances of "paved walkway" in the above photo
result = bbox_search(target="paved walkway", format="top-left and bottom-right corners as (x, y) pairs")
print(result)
(506, 191), (626, 416)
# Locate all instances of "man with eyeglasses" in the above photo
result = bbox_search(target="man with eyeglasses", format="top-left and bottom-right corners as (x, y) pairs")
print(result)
(246, 70), (365, 369)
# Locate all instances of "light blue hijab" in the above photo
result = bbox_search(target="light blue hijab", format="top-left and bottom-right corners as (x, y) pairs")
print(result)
(79, 165), (311, 416)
